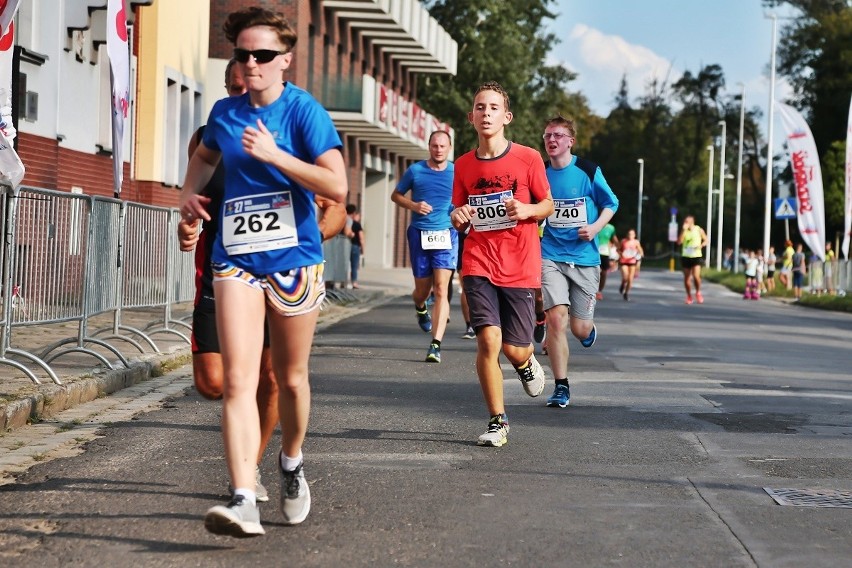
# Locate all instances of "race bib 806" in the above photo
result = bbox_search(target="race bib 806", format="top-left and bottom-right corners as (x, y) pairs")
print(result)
(468, 190), (517, 232)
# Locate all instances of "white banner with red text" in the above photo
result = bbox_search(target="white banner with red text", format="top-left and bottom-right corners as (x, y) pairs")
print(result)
(843, 93), (852, 260)
(0, 0), (21, 143)
(107, 0), (130, 196)
(776, 101), (825, 261)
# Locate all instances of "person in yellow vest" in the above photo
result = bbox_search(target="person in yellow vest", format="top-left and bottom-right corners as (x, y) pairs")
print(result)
(676, 215), (708, 304)
(824, 242), (836, 295)
(779, 240), (795, 290)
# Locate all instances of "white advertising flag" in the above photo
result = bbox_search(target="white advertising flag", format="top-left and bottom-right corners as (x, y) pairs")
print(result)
(776, 101), (826, 261)
(843, 93), (852, 260)
(0, 0), (22, 142)
(107, 0), (130, 197)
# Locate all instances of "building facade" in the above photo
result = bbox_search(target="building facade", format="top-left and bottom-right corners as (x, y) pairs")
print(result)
(11, 0), (457, 269)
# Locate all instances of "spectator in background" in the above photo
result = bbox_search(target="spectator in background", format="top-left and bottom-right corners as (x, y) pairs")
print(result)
(824, 242), (835, 295)
(347, 204), (364, 289)
(791, 243), (807, 301)
(780, 240), (794, 290)
(765, 245), (777, 293)
(722, 246), (734, 271)
(757, 248), (767, 295)
(743, 249), (759, 300)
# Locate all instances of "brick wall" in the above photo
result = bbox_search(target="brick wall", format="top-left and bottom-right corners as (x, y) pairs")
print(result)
(17, 132), (180, 207)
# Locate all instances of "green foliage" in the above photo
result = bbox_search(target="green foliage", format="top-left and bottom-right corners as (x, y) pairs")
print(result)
(413, 1), (845, 258)
(703, 268), (852, 312)
(822, 140), (847, 239)
(419, 0), (581, 154)
(765, 1), (852, 156)
(585, 64), (764, 253)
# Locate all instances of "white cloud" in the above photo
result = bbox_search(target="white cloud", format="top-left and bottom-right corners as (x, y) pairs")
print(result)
(548, 24), (681, 112)
(569, 24), (673, 82)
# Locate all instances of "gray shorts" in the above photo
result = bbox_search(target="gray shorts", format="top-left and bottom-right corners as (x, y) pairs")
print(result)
(541, 259), (599, 320)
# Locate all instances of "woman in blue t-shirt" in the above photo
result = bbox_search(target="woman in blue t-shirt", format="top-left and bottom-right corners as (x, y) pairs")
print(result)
(179, 6), (346, 538)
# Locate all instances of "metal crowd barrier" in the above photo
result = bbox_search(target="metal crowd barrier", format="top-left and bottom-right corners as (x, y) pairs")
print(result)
(808, 259), (850, 296)
(0, 185), (193, 385)
(322, 233), (351, 285)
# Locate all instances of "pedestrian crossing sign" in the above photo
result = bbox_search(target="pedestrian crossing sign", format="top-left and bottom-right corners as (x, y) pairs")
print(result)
(774, 197), (797, 220)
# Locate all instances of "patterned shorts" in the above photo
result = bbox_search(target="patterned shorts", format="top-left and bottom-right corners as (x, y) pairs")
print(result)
(212, 261), (326, 317)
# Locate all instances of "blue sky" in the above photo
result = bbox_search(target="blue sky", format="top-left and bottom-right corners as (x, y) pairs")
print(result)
(546, 0), (796, 128)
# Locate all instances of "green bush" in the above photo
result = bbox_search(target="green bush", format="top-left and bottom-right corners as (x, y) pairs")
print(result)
(703, 269), (852, 312)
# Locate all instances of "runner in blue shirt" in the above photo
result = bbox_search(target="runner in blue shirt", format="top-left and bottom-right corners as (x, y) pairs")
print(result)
(539, 116), (619, 408)
(392, 130), (458, 363)
(179, 6), (347, 538)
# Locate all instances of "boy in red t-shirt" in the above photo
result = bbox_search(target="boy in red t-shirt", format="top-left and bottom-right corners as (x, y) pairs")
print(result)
(450, 81), (554, 447)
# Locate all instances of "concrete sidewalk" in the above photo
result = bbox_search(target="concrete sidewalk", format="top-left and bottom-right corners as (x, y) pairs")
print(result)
(0, 265), (414, 434)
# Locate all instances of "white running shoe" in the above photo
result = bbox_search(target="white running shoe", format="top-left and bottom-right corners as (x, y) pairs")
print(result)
(204, 495), (265, 538)
(477, 415), (509, 447)
(516, 355), (545, 397)
(280, 461), (311, 525)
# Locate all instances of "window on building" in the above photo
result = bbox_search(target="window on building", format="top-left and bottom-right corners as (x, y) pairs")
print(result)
(16, 0), (37, 49)
(307, 24), (316, 93)
(162, 68), (202, 187)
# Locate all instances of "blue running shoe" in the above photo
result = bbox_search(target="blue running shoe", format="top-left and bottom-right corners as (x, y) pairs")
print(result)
(580, 325), (596, 348)
(546, 384), (570, 408)
(416, 307), (432, 332)
(425, 342), (441, 363)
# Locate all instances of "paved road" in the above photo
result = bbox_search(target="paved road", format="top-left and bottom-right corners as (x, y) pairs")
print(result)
(0, 269), (850, 567)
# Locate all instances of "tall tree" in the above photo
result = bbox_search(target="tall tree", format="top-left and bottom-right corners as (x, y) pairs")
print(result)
(764, 0), (852, 156)
(418, 0), (571, 153)
(822, 140), (848, 243)
(765, 0), (851, 245)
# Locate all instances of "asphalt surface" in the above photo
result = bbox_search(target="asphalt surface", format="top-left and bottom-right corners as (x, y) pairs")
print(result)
(0, 268), (850, 567)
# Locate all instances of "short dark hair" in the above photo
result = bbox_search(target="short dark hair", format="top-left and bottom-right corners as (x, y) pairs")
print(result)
(346, 204), (357, 214)
(223, 7), (297, 51)
(474, 81), (510, 111)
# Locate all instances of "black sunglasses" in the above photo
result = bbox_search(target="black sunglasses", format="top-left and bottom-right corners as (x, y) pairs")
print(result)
(233, 48), (287, 64)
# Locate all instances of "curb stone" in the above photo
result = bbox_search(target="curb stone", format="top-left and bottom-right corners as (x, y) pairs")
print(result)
(0, 289), (398, 435)
(1, 352), (192, 433)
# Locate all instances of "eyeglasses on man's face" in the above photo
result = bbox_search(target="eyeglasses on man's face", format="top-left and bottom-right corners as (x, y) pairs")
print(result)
(233, 48), (287, 64)
(542, 132), (572, 140)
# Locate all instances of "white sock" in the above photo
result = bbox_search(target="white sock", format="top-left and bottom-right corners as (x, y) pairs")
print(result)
(233, 488), (256, 505)
(280, 451), (303, 471)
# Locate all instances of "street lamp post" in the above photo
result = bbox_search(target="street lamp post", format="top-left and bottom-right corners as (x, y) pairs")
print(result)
(706, 145), (714, 269)
(716, 120), (727, 271)
(763, 13), (778, 260)
(734, 83), (746, 273)
(637, 158), (645, 243)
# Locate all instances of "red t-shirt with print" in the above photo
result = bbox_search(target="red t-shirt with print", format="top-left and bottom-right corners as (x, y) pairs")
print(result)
(452, 142), (550, 288)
